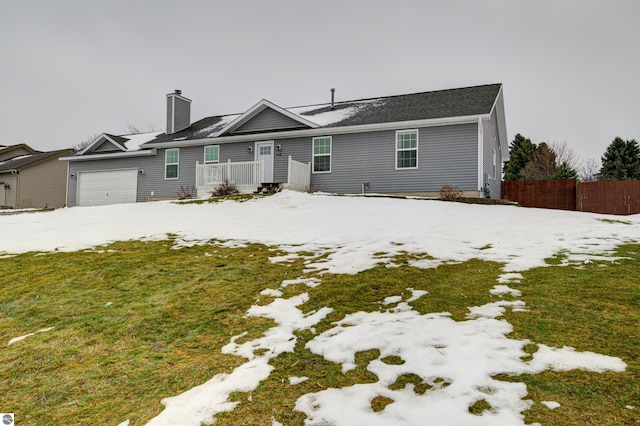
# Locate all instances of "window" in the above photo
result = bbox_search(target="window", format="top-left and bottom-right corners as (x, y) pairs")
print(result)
(165, 148), (179, 179)
(492, 148), (497, 179)
(204, 145), (219, 164)
(313, 136), (331, 173)
(259, 145), (271, 156)
(396, 130), (418, 169)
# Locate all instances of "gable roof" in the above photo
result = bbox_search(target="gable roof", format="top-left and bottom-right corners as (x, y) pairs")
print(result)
(216, 99), (319, 136)
(0, 143), (39, 160)
(0, 148), (74, 173)
(78, 131), (163, 155)
(145, 83), (503, 146)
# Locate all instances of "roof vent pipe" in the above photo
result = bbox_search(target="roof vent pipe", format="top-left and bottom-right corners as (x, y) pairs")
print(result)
(331, 88), (335, 110)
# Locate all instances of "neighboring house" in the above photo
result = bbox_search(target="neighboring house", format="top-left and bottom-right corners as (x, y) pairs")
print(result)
(62, 83), (508, 206)
(0, 144), (73, 209)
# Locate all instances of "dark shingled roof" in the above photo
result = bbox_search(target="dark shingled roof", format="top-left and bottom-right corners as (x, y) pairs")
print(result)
(0, 149), (74, 172)
(103, 134), (129, 146)
(149, 116), (227, 144)
(313, 83), (501, 127)
(143, 83), (502, 144)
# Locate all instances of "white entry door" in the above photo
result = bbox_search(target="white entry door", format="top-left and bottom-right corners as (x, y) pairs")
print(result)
(255, 141), (274, 183)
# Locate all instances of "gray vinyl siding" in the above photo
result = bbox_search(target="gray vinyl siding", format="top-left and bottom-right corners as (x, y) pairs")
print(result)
(174, 98), (191, 133)
(292, 123), (478, 194)
(94, 140), (119, 153)
(482, 109), (502, 198)
(67, 122), (480, 204)
(267, 123), (477, 194)
(233, 108), (307, 134)
(166, 96), (191, 134)
(166, 97), (173, 133)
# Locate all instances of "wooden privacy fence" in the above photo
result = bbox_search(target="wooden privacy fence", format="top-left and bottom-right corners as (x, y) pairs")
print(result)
(501, 179), (640, 215)
(501, 180), (576, 211)
(577, 181), (640, 215)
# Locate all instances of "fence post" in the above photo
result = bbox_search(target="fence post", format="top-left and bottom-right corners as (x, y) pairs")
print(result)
(287, 156), (292, 186)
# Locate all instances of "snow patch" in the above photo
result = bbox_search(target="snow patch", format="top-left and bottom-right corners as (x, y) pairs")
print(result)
(541, 401), (561, 410)
(7, 327), (55, 346)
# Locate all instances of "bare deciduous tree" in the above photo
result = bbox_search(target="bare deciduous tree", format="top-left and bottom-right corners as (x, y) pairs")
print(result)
(72, 133), (100, 151)
(123, 123), (158, 134)
(550, 141), (580, 172)
(579, 158), (601, 182)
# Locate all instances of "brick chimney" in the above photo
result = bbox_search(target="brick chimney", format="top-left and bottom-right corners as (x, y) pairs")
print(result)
(166, 90), (191, 134)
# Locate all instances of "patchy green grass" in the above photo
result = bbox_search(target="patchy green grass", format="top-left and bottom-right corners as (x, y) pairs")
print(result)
(178, 193), (270, 204)
(500, 244), (640, 425)
(0, 240), (638, 425)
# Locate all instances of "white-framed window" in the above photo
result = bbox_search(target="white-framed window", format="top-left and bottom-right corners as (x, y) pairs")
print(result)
(259, 145), (271, 156)
(313, 136), (332, 173)
(396, 129), (418, 169)
(204, 145), (219, 164)
(492, 148), (497, 179)
(165, 148), (179, 179)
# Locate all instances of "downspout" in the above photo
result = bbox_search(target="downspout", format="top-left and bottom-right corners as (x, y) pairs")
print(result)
(477, 118), (484, 196)
(64, 161), (70, 207)
(12, 170), (18, 208)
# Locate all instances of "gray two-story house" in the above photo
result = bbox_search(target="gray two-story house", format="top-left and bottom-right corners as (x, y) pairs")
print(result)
(62, 83), (508, 206)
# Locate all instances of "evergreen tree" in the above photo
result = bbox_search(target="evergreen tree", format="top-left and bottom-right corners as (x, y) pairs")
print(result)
(503, 134), (537, 181)
(599, 137), (640, 181)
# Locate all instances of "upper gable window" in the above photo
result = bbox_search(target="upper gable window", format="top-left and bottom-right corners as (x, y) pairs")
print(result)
(396, 130), (418, 169)
(204, 145), (219, 164)
(165, 148), (179, 179)
(313, 136), (332, 173)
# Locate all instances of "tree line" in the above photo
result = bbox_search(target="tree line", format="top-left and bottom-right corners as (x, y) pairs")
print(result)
(504, 134), (640, 182)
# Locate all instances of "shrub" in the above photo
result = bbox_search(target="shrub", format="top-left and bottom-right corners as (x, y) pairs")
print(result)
(177, 186), (196, 200)
(210, 180), (239, 197)
(439, 184), (463, 201)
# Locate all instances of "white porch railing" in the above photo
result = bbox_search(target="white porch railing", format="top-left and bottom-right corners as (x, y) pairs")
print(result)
(196, 159), (264, 196)
(286, 156), (311, 191)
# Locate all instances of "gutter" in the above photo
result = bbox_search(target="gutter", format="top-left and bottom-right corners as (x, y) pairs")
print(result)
(142, 114), (489, 149)
(60, 148), (157, 162)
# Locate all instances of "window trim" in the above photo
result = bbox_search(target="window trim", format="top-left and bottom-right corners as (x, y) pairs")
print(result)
(492, 147), (497, 179)
(204, 145), (220, 164)
(312, 136), (332, 174)
(395, 129), (419, 170)
(165, 148), (179, 180)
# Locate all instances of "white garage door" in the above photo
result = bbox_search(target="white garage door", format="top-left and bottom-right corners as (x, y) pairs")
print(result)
(77, 169), (138, 206)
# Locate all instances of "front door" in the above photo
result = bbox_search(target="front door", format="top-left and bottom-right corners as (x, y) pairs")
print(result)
(255, 141), (274, 183)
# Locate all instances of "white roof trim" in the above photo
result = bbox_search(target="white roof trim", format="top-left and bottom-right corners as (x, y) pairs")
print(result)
(78, 133), (127, 155)
(61, 148), (157, 162)
(488, 85), (509, 160)
(144, 114), (488, 149)
(216, 99), (320, 136)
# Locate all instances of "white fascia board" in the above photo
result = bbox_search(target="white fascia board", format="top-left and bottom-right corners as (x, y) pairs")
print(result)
(488, 85), (509, 160)
(77, 133), (109, 155)
(60, 148), (157, 162)
(145, 114), (488, 149)
(217, 99), (320, 136)
(78, 134), (127, 155)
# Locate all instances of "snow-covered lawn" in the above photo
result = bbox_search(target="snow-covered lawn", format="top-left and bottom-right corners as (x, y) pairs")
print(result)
(2, 191), (638, 425)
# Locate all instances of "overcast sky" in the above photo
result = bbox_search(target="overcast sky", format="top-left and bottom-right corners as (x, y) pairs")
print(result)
(1, 0), (638, 165)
